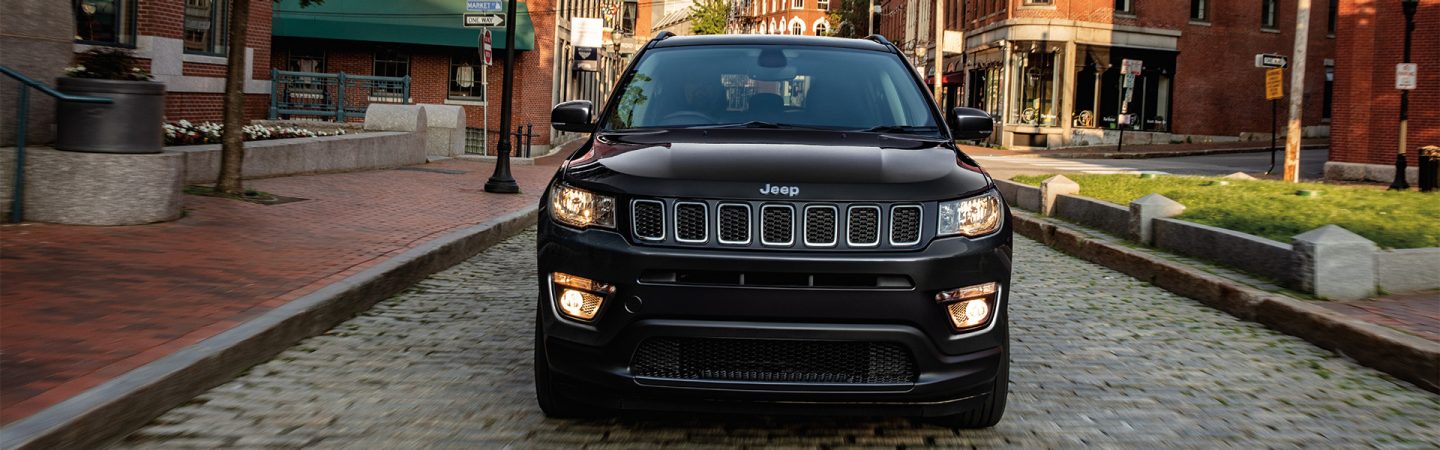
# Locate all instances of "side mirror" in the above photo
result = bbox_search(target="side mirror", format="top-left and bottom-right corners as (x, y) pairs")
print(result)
(949, 107), (994, 140)
(551, 100), (594, 133)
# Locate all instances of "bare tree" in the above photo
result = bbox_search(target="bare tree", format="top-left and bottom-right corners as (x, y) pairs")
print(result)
(215, 0), (321, 194)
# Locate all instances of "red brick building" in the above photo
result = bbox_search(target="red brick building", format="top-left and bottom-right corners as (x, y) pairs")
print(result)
(740, 0), (835, 35)
(1329, 0), (1438, 174)
(71, 0), (275, 122)
(877, 0), (1337, 149)
(269, 0), (627, 154)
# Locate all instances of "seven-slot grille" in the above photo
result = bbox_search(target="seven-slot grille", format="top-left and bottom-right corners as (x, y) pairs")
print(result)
(631, 337), (918, 384)
(631, 199), (926, 250)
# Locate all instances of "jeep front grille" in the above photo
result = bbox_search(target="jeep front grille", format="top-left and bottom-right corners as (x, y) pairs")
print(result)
(631, 337), (917, 384)
(631, 199), (927, 250)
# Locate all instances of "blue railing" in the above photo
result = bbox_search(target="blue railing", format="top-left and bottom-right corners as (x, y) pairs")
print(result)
(269, 70), (410, 122)
(1, 65), (113, 223)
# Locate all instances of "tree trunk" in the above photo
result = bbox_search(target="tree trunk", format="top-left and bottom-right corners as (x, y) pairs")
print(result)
(215, 0), (252, 194)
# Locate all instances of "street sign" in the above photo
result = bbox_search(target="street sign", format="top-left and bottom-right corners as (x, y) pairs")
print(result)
(1121, 58), (1143, 76)
(1265, 68), (1285, 100)
(481, 29), (493, 66)
(1255, 53), (1288, 68)
(464, 13), (504, 27)
(467, 0), (503, 11)
(1397, 63), (1418, 90)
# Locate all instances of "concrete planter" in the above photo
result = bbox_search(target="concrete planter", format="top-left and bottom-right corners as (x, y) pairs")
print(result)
(54, 78), (165, 154)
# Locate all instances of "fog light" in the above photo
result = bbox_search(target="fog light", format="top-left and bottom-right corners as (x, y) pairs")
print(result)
(947, 299), (991, 330)
(552, 272), (613, 322)
(935, 282), (999, 331)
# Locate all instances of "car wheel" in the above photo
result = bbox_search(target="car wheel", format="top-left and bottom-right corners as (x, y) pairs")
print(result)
(534, 315), (597, 418)
(938, 347), (1009, 429)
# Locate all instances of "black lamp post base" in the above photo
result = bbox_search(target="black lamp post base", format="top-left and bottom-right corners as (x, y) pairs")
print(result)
(484, 177), (521, 193)
(1388, 154), (1410, 191)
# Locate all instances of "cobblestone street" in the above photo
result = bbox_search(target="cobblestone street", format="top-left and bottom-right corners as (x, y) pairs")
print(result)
(119, 230), (1440, 448)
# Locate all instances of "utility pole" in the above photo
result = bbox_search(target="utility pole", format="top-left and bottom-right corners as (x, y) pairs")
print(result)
(1282, 0), (1312, 182)
(485, 0), (521, 193)
(868, 0), (875, 36)
(932, 0), (943, 104)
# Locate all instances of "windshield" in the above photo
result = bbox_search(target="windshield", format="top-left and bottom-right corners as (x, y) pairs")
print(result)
(603, 45), (940, 135)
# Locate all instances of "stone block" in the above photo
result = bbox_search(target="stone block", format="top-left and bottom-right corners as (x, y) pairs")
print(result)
(1376, 248), (1440, 293)
(993, 179), (1041, 212)
(1293, 225), (1378, 300)
(1039, 174), (1078, 216)
(419, 104), (466, 160)
(1222, 172), (1257, 180)
(363, 104), (428, 133)
(179, 132), (426, 184)
(1128, 193), (1185, 244)
(1152, 218), (1296, 285)
(0, 147), (183, 225)
(1053, 194), (1130, 236)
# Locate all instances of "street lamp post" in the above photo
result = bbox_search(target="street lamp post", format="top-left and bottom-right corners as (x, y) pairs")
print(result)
(1389, 0), (1419, 190)
(485, 0), (521, 193)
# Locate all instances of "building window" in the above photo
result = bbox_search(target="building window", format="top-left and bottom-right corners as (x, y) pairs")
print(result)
(818, 0), (829, 10)
(1327, 0), (1337, 35)
(74, 0), (136, 46)
(287, 49), (325, 73)
(1190, 0), (1207, 21)
(814, 20), (830, 35)
(1115, 0), (1133, 14)
(372, 49), (410, 96)
(792, 0), (803, 8)
(1009, 43), (1061, 127)
(621, 1), (638, 34)
(791, 21), (804, 35)
(1262, 0), (1279, 29)
(1323, 65), (1334, 120)
(183, 0), (227, 54)
(449, 54), (485, 101)
(1024, 0), (1052, 5)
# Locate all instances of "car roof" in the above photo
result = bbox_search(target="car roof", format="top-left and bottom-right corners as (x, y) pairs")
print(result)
(652, 34), (893, 52)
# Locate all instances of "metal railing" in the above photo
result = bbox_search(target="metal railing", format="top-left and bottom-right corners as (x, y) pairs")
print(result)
(269, 69), (410, 122)
(2, 65), (113, 223)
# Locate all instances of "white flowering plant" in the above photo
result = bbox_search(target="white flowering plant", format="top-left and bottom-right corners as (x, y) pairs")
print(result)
(163, 120), (346, 146)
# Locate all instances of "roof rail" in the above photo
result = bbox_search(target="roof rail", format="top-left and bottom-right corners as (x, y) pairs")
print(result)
(863, 34), (893, 47)
(653, 31), (676, 42)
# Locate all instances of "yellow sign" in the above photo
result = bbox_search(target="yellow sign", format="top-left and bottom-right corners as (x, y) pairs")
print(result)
(1265, 68), (1285, 100)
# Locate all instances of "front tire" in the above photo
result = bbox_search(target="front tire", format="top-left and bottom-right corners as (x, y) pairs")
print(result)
(937, 348), (1009, 429)
(534, 316), (593, 418)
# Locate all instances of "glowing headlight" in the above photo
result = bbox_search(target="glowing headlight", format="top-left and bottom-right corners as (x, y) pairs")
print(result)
(936, 282), (999, 331)
(549, 184), (616, 229)
(937, 190), (1002, 237)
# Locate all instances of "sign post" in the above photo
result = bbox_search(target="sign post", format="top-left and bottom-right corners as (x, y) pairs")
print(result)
(1117, 59), (1142, 153)
(484, 0), (520, 193)
(1265, 67), (1285, 174)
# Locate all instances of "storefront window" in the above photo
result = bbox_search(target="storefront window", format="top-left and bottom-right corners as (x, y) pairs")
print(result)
(74, 0), (136, 46)
(449, 54), (485, 101)
(1008, 43), (1061, 127)
(1072, 45), (1175, 132)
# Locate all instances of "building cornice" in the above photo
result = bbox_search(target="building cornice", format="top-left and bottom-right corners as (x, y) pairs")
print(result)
(964, 18), (1182, 53)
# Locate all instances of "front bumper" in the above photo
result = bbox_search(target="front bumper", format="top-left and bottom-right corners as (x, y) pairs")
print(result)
(536, 215), (1013, 416)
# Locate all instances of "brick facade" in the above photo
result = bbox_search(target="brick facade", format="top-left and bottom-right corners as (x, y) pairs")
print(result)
(1330, 0), (1439, 166)
(742, 0), (834, 35)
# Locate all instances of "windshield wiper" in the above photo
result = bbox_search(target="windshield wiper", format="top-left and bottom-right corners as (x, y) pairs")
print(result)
(856, 125), (941, 134)
(697, 121), (834, 130)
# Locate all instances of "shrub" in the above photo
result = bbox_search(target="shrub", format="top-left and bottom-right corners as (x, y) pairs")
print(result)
(163, 120), (346, 146)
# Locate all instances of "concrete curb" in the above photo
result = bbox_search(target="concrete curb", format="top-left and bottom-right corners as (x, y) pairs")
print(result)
(975, 144), (1327, 160)
(1012, 211), (1440, 394)
(0, 206), (540, 450)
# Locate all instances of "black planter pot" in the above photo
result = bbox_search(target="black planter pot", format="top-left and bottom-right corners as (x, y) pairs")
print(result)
(55, 77), (166, 154)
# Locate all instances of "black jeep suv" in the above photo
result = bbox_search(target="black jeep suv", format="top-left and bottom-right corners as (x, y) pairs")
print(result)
(535, 33), (1011, 427)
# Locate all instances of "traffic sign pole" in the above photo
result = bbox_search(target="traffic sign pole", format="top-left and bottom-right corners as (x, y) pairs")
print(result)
(485, 0), (521, 193)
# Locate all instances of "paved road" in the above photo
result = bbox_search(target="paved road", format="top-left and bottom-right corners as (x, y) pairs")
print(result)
(120, 229), (1439, 449)
(977, 149), (1330, 181)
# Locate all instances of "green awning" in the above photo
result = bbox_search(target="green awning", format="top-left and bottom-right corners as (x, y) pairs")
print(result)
(273, 0), (535, 51)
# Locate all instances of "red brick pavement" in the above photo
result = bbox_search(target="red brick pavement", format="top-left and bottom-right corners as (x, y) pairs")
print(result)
(0, 157), (559, 424)
(1318, 292), (1440, 343)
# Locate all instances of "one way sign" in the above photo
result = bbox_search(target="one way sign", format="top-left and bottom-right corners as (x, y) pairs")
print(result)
(464, 13), (504, 27)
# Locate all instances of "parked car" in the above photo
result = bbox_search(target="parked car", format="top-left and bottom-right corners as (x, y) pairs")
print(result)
(535, 33), (1011, 428)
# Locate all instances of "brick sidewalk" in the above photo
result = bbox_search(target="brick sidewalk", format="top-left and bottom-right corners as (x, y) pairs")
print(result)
(960, 138), (1329, 158)
(1318, 292), (1440, 342)
(0, 157), (559, 425)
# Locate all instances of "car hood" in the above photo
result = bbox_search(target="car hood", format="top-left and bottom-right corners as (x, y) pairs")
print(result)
(562, 130), (994, 202)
